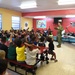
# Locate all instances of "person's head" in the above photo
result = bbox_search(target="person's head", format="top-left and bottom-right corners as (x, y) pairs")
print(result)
(47, 37), (52, 42)
(9, 40), (16, 47)
(1, 36), (6, 44)
(6, 34), (10, 38)
(58, 22), (62, 26)
(14, 38), (22, 47)
(0, 50), (5, 59)
(31, 36), (36, 42)
(0, 59), (8, 75)
(40, 36), (45, 42)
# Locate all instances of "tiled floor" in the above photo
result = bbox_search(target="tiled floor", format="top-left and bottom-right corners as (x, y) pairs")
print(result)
(7, 69), (20, 75)
(36, 42), (75, 75)
(8, 42), (75, 75)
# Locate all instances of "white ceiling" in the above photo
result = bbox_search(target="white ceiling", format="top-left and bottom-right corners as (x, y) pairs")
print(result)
(0, 0), (75, 12)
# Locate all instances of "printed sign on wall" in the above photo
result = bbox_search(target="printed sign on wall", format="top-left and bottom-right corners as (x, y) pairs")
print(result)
(24, 22), (28, 30)
(36, 20), (46, 28)
(71, 22), (75, 27)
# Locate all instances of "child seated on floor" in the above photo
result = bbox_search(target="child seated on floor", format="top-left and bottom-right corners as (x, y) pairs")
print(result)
(47, 37), (58, 62)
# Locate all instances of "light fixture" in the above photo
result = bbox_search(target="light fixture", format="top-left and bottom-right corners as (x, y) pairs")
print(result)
(34, 16), (46, 19)
(58, 0), (75, 5)
(58, 19), (62, 22)
(66, 15), (75, 18)
(20, 0), (37, 9)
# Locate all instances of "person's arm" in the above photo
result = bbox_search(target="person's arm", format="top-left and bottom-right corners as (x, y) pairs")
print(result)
(24, 42), (40, 49)
(32, 44), (40, 49)
(55, 26), (63, 31)
(5, 71), (11, 75)
(54, 27), (59, 30)
(24, 43), (32, 47)
(9, 34), (13, 43)
(60, 26), (63, 31)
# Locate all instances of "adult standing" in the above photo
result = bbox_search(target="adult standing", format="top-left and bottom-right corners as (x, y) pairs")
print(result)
(55, 22), (63, 48)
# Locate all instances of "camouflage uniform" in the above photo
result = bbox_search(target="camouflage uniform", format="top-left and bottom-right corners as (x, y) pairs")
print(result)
(55, 25), (63, 47)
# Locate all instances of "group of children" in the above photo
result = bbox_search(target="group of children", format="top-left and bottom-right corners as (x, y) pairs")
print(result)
(0, 29), (58, 75)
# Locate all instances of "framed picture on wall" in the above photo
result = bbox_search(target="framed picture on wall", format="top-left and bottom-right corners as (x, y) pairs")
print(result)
(36, 20), (46, 28)
(24, 22), (29, 30)
(25, 22), (28, 27)
(71, 22), (75, 27)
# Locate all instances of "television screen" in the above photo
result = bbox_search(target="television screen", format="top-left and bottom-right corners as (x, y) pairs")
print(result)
(54, 17), (62, 24)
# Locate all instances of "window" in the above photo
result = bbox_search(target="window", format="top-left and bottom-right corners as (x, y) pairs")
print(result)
(12, 16), (20, 30)
(0, 14), (2, 30)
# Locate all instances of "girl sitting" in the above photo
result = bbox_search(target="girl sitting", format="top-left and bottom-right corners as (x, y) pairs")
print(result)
(47, 37), (58, 62)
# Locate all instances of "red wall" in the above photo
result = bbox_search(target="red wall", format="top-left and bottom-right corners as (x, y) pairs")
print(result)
(22, 9), (75, 16)
(22, 9), (75, 35)
(63, 18), (75, 33)
(33, 18), (75, 36)
(33, 18), (58, 35)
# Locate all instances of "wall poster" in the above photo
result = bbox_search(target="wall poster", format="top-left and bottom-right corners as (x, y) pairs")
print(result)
(36, 20), (46, 28)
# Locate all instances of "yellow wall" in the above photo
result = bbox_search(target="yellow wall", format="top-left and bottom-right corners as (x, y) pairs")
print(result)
(0, 8), (33, 30)
(21, 17), (33, 31)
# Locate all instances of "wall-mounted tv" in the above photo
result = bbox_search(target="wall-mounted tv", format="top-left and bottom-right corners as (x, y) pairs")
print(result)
(54, 17), (62, 24)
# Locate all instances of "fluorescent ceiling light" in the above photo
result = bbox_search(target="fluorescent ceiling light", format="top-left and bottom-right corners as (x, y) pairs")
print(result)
(66, 15), (75, 18)
(20, 0), (37, 9)
(58, 0), (75, 5)
(34, 16), (46, 19)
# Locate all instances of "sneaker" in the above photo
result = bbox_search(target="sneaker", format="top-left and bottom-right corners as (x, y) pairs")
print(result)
(46, 61), (49, 64)
(34, 66), (37, 70)
(46, 57), (49, 60)
(57, 45), (61, 48)
(50, 58), (55, 60)
(54, 59), (58, 62)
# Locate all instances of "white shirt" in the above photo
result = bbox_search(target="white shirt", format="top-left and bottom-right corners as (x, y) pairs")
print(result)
(24, 26), (28, 30)
(5, 71), (9, 75)
(62, 30), (65, 37)
(25, 48), (39, 65)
